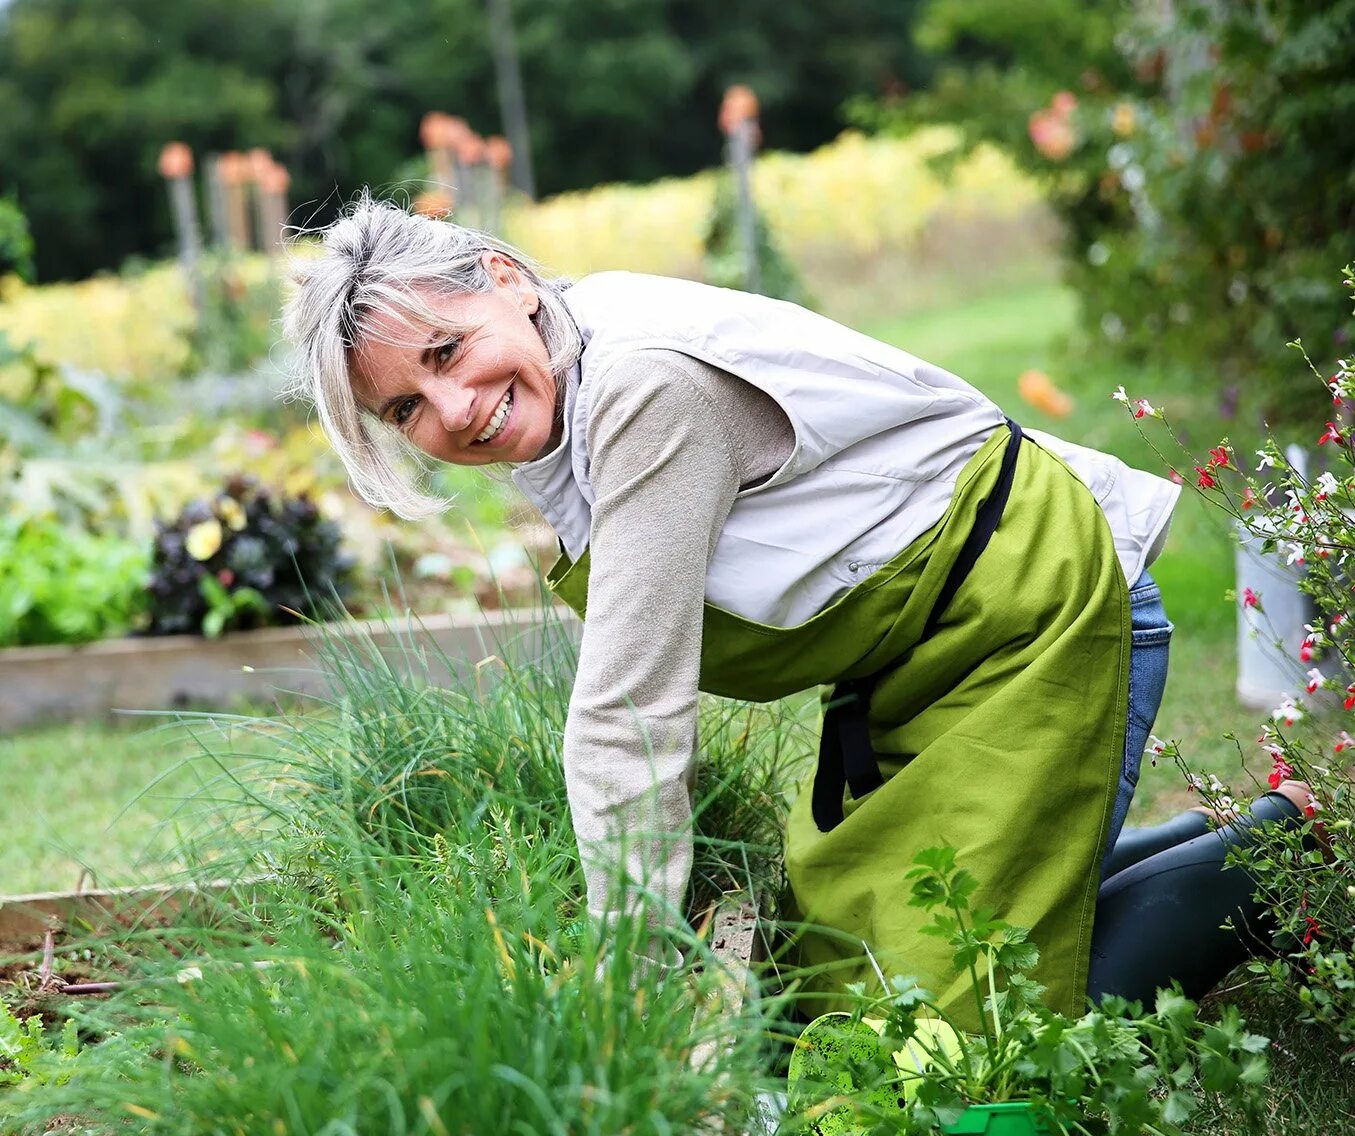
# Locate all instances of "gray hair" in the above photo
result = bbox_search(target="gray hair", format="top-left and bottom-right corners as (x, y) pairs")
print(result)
(280, 192), (581, 519)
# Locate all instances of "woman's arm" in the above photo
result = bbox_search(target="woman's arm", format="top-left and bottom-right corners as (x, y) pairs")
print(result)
(565, 348), (789, 961)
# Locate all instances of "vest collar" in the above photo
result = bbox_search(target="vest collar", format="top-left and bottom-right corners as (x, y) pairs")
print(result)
(509, 362), (592, 558)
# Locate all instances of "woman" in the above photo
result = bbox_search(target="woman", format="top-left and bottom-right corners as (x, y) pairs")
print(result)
(284, 196), (1308, 1026)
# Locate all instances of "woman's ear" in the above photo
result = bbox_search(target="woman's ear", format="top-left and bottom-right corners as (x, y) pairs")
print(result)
(481, 250), (540, 315)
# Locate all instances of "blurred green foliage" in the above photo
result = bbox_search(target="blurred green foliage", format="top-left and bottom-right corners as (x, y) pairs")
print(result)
(859, 0), (1355, 431)
(0, 195), (34, 281)
(0, 0), (930, 282)
(0, 514), (149, 646)
(701, 172), (812, 307)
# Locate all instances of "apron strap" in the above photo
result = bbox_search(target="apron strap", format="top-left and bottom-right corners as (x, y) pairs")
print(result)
(812, 419), (1024, 834)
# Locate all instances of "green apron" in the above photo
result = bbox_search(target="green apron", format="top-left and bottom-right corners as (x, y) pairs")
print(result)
(547, 426), (1129, 1027)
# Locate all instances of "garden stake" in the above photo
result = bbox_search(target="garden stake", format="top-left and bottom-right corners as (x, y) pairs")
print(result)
(157, 142), (205, 316)
(420, 112), (457, 193)
(719, 86), (761, 295)
(204, 154), (231, 249)
(486, 135), (512, 233)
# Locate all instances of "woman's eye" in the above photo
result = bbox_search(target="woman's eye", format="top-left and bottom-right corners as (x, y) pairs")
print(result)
(435, 340), (459, 369)
(393, 396), (419, 426)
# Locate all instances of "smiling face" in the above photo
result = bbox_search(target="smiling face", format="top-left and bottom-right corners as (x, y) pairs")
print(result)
(349, 252), (561, 466)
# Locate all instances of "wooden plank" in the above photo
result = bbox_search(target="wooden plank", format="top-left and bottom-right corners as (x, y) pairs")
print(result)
(0, 878), (258, 942)
(0, 608), (579, 731)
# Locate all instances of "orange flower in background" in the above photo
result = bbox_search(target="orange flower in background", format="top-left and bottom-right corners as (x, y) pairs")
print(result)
(413, 190), (454, 218)
(719, 85), (760, 137)
(1017, 368), (1074, 418)
(1028, 109), (1075, 161)
(1050, 90), (1078, 117)
(456, 131), (487, 165)
(157, 142), (193, 180)
(1029, 90), (1079, 161)
(486, 136), (513, 172)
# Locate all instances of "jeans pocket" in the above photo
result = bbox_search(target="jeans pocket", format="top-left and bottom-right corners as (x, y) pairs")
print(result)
(1131, 625), (1174, 649)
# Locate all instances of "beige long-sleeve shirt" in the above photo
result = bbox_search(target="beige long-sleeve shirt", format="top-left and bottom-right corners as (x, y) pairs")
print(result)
(560, 348), (792, 938)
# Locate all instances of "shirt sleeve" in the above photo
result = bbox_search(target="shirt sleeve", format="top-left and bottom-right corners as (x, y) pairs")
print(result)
(563, 349), (761, 950)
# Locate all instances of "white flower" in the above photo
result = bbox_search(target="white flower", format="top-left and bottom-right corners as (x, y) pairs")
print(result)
(1316, 471), (1340, 499)
(1256, 450), (1276, 470)
(1307, 668), (1326, 693)
(1286, 543), (1306, 566)
(1112, 385), (1130, 404)
(1272, 694), (1305, 725)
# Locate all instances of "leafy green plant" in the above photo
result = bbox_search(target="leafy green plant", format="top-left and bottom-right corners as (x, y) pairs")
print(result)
(0, 1002), (82, 1091)
(787, 846), (1271, 1135)
(190, 254), (280, 375)
(146, 475), (355, 637)
(0, 514), (149, 646)
(196, 573), (268, 639)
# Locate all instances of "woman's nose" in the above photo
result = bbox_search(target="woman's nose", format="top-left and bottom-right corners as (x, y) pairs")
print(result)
(429, 384), (475, 434)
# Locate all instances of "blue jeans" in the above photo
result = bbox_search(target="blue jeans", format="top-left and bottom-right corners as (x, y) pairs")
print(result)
(1101, 570), (1173, 878)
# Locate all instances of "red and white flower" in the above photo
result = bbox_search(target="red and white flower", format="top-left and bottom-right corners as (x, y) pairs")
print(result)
(1273, 696), (1305, 726)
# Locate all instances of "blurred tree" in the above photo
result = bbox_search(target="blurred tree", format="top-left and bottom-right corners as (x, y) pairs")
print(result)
(0, 0), (293, 280)
(0, 0), (931, 280)
(0, 196), (35, 281)
(858, 0), (1355, 427)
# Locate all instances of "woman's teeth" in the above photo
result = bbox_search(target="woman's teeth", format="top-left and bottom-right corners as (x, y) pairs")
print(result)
(476, 388), (513, 443)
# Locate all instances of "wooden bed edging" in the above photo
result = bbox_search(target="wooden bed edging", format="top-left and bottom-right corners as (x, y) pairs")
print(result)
(0, 877), (262, 942)
(0, 607), (580, 732)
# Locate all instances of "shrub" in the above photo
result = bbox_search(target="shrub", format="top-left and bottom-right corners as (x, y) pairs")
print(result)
(1117, 265), (1355, 1056)
(0, 514), (148, 647)
(146, 475), (355, 637)
(864, 0), (1355, 427)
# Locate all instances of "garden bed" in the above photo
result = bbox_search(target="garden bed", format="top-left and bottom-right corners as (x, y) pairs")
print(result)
(0, 607), (578, 732)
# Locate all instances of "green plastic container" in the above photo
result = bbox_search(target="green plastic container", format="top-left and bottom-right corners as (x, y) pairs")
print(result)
(940, 1101), (1056, 1135)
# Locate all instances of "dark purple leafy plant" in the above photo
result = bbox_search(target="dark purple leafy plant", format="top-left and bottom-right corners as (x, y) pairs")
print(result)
(146, 474), (355, 637)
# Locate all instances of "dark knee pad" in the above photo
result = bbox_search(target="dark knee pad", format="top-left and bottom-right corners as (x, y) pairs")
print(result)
(1087, 793), (1303, 1005)
(1103, 808), (1213, 881)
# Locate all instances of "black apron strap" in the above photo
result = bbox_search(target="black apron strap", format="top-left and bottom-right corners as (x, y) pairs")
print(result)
(812, 419), (1024, 833)
(920, 418), (1024, 641)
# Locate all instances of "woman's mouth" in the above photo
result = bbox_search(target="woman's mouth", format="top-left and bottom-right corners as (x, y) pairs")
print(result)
(474, 386), (514, 444)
